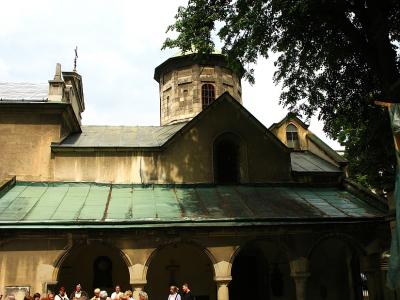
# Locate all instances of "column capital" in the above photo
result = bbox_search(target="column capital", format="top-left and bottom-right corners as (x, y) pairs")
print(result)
(131, 280), (147, 287)
(289, 257), (310, 278)
(214, 276), (232, 285)
(289, 257), (310, 300)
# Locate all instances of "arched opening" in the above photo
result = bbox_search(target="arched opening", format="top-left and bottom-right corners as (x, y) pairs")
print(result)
(229, 241), (295, 300)
(57, 242), (130, 295)
(286, 124), (300, 149)
(307, 238), (363, 300)
(213, 133), (241, 184)
(202, 84), (215, 108)
(146, 243), (215, 300)
(93, 256), (113, 289)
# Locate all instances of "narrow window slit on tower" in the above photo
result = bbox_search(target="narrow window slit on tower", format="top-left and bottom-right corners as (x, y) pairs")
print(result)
(202, 84), (215, 108)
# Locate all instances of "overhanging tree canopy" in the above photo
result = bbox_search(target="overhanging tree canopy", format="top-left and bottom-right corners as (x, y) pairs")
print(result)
(163, 0), (400, 194)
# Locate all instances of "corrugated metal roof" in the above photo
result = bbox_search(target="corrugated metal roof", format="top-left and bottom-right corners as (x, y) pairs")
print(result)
(55, 123), (186, 148)
(0, 182), (385, 227)
(291, 151), (342, 173)
(0, 82), (48, 101)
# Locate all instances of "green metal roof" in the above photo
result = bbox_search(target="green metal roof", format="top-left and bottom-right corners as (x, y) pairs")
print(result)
(0, 182), (386, 228)
(291, 151), (342, 173)
(52, 123), (186, 149)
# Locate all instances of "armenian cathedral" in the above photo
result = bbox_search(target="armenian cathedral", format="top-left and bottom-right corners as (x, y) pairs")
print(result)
(0, 53), (393, 300)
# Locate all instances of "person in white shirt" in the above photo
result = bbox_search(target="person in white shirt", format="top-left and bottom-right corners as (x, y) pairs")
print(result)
(110, 286), (121, 300)
(70, 284), (88, 300)
(55, 287), (69, 300)
(167, 286), (181, 300)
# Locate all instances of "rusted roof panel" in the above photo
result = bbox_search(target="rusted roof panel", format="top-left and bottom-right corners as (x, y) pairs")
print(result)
(0, 182), (386, 227)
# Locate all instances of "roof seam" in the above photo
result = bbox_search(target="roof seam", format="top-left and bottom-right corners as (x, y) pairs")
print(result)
(76, 184), (93, 220)
(20, 184), (50, 221)
(48, 184), (71, 220)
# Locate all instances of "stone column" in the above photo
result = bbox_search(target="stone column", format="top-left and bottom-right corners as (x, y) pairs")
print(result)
(290, 257), (310, 300)
(131, 281), (146, 300)
(215, 277), (231, 300)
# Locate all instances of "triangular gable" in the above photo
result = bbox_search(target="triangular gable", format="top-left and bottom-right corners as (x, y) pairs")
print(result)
(162, 92), (290, 152)
(269, 112), (310, 131)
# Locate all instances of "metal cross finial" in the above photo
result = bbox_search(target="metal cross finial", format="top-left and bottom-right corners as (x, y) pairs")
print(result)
(73, 46), (78, 72)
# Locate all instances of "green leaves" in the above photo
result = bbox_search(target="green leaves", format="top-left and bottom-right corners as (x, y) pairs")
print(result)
(164, 0), (400, 194)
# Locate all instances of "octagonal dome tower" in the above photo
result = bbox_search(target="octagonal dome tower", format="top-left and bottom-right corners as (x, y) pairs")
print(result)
(154, 53), (243, 126)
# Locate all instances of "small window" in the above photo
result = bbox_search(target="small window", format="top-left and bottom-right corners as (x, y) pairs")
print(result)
(166, 96), (170, 116)
(214, 133), (240, 184)
(202, 84), (215, 108)
(286, 124), (300, 149)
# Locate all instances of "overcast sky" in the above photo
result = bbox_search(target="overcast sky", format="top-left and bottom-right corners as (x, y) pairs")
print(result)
(0, 0), (342, 149)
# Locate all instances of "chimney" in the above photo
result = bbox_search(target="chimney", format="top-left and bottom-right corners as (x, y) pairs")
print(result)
(48, 63), (65, 101)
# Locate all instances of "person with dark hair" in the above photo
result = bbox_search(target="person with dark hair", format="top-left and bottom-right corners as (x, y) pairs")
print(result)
(23, 295), (33, 300)
(55, 287), (69, 300)
(33, 293), (41, 300)
(181, 284), (194, 300)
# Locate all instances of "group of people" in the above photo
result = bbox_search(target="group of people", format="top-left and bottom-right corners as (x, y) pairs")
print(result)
(50, 284), (145, 300)
(2, 283), (195, 300)
(168, 285), (194, 300)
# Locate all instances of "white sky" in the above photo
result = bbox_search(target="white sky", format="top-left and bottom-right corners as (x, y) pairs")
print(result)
(0, 0), (342, 149)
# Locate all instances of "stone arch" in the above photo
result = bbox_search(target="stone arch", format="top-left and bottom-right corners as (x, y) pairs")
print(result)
(53, 240), (133, 293)
(306, 233), (365, 300)
(145, 239), (217, 300)
(229, 238), (291, 269)
(229, 239), (296, 300)
(52, 244), (74, 282)
(212, 131), (247, 184)
(144, 239), (217, 279)
(307, 232), (366, 259)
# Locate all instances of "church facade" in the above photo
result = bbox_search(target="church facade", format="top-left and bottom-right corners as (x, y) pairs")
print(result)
(0, 54), (393, 300)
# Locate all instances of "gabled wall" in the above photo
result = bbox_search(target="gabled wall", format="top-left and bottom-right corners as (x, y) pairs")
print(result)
(0, 103), (81, 181)
(270, 118), (309, 150)
(271, 117), (341, 167)
(53, 97), (291, 184)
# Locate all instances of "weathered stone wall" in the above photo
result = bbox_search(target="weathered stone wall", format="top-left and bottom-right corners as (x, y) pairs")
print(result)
(0, 237), (67, 295)
(53, 99), (291, 184)
(0, 223), (388, 300)
(0, 111), (62, 181)
(271, 119), (339, 167)
(159, 65), (242, 125)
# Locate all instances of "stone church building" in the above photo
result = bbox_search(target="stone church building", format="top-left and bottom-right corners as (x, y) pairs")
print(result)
(0, 53), (393, 300)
